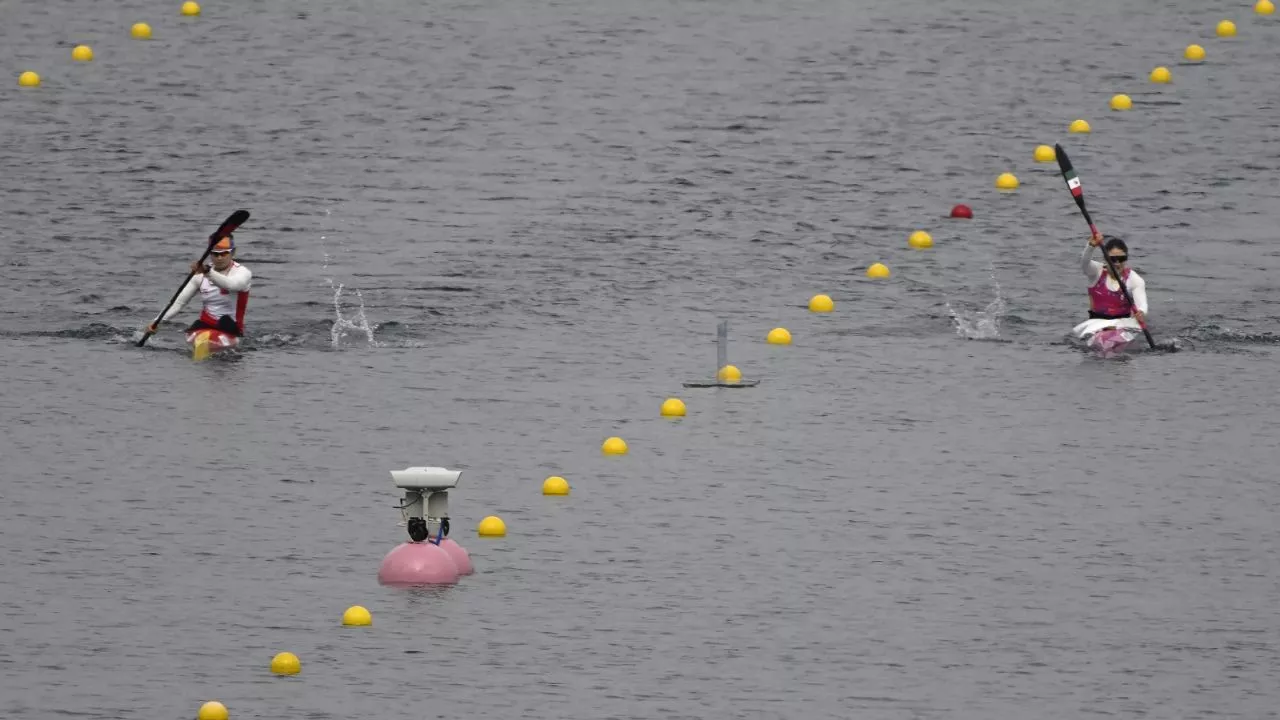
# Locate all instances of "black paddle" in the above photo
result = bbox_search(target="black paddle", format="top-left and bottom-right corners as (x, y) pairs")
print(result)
(1053, 145), (1158, 350)
(136, 210), (250, 347)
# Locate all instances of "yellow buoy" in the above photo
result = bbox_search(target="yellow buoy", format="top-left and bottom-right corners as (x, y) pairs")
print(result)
(1184, 44), (1206, 62)
(1068, 119), (1091, 133)
(18, 71), (40, 87)
(71, 45), (93, 62)
(182, 1), (202, 16)
(866, 262), (891, 279)
(1150, 67), (1172, 84)
(602, 436), (628, 455)
(1216, 19), (1237, 36)
(1109, 94), (1132, 111)
(908, 230), (933, 249)
(197, 701), (228, 720)
(542, 475), (570, 495)
(1257, 0), (1276, 16)
(660, 398), (686, 417)
(995, 172), (1019, 190)
(131, 22), (152, 39)
(766, 327), (791, 345)
(477, 515), (507, 537)
(716, 365), (742, 382)
(808, 294), (833, 313)
(1034, 145), (1055, 163)
(270, 652), (300, 676)
(342, 605), (372, 626)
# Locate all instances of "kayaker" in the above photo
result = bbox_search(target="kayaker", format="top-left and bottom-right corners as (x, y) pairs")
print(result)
(1082, 232), (1146, 325)
(145, 235), (252, 337)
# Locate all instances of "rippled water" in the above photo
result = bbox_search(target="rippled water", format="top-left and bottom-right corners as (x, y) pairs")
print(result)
(3, 0), (1280, 718)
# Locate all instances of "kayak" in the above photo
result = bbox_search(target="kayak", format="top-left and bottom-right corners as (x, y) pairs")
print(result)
(1072, 317), (1141, 356)
(186, 327), (239, 361)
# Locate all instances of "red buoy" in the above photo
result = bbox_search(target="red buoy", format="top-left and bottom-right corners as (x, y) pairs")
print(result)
(950, 204), (973, 219)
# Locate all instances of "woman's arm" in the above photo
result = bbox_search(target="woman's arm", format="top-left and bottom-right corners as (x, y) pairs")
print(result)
(159, 275), (201, 321)
(1081, 242), (1102, 282)
(1127, 272), (1149, 315)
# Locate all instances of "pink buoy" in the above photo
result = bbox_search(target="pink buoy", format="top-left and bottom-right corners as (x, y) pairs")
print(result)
(438, 538), (473, 576)
(377, 542), (460, 586)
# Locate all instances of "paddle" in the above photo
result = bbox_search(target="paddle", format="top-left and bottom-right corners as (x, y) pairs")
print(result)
(136, 210), (250, 348)
(1053, 145), (1158, 350)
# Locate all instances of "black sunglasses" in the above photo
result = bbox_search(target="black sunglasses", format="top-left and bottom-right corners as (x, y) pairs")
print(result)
(210, 250), (232, 257)
(1107, 255), (1128, 263)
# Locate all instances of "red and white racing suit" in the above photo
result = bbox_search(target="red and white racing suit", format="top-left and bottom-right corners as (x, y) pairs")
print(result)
(159, 261), (252, 335)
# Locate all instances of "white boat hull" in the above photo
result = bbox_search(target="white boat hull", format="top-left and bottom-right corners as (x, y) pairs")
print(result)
(1072, 317), (1141, 355)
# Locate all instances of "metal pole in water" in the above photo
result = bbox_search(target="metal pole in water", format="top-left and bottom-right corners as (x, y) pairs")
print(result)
(717, 320), (728, 379)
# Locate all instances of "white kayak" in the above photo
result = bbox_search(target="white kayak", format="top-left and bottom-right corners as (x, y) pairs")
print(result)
(1072, 317), (1142, 355)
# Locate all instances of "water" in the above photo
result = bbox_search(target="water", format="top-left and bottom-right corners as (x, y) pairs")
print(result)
(3, 0), (1280, 718)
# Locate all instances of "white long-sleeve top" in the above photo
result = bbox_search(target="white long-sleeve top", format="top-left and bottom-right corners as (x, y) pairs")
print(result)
(1081, 243), (1148, 315)
(159, 262), (252, 323)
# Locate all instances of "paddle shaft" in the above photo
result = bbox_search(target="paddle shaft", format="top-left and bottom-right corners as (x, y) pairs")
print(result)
(1053, 145), (1156, 349)
(135, 245), (214, 347)
(136, 210), (249, 347)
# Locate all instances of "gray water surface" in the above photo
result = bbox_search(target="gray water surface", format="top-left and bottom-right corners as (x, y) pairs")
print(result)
(3, 0), (1279, 718)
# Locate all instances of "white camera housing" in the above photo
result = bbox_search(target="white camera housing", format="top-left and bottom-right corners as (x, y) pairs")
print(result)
(390, 467), (461, 492)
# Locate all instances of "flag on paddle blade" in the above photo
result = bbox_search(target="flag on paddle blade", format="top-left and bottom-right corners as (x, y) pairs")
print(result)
(1064, 168), (1082, 197)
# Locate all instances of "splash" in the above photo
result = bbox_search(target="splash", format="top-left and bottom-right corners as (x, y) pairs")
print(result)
(321, 214), (381, 349)
(328, 280), (379, 349)
(948, 271), (1007, 340)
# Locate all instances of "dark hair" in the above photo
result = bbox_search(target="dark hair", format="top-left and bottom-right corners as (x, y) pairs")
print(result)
(1103, 236), (1128, 254)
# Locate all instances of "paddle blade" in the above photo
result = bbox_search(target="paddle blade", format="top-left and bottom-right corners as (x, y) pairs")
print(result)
(1054, 145), (1082, 197)
(210, 209), (250, 243)
(1054, 144), (1096, 230)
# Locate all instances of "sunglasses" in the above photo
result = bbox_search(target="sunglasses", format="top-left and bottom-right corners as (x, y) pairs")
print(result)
(1107, 255), (1128, 263)
(210, 250), (232, 257)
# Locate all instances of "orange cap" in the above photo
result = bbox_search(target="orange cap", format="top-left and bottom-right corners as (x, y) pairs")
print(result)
(211, 235), (234, 252)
